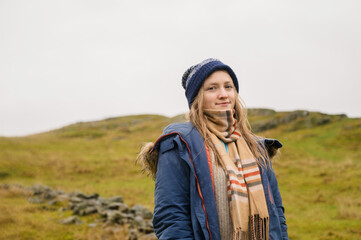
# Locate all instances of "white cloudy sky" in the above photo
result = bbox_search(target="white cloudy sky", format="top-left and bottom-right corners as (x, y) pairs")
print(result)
(1, 0), (360, 136)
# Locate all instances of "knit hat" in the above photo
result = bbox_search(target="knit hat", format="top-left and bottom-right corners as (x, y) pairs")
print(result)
(182, 58), (239, 108)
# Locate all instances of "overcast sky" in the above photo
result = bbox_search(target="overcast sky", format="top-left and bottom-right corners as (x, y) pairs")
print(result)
(1, 0), (360, 136)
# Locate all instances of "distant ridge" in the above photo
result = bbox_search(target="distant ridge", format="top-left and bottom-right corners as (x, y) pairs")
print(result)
(13, 108), (350, 138)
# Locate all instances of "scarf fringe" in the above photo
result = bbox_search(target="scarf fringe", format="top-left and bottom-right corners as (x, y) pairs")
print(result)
(233, 215), (269, 240)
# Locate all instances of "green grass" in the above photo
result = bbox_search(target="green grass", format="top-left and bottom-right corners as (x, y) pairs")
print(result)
(263, 115), (361, 239)
(0, 111), (360, 239)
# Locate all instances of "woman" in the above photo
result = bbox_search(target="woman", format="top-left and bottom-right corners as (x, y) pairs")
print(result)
(138, 58), (289, 240)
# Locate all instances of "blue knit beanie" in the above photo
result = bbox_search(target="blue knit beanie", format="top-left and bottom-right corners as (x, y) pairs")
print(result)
(181, 58), (239, 108)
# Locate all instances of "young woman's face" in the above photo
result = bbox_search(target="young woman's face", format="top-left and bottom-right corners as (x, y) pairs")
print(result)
(202, 70), (236, 110)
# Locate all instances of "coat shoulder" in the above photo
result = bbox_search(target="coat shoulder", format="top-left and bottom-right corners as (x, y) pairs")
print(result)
(163, 122), (195, 136)
(137, 122), (196, 179)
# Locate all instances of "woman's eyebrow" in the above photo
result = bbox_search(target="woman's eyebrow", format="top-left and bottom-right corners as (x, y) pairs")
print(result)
(205, 81), (219, 86)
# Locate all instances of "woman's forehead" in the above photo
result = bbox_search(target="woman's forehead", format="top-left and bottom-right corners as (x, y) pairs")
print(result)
(204, 73), (234, 85)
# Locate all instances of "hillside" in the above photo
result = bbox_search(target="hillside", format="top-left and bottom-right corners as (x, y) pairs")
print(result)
(0, 109), (360, 240)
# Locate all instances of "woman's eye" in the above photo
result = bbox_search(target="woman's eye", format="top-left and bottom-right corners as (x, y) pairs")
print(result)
(225, 85), (233, 89)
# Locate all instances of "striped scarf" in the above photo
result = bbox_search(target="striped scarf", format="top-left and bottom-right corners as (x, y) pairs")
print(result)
(204, 109), (269, 240)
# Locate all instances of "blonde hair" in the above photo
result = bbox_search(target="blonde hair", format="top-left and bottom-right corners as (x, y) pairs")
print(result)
(187, 88), (269, 168)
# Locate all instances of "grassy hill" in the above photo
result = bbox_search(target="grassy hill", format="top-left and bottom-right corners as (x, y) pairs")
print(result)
(0, 109), (360, 239)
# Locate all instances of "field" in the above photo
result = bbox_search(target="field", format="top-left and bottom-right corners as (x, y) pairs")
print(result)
(0, 110), (360, 239)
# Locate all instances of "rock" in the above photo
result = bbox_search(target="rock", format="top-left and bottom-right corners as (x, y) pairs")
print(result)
(84, 193), (99, 199)
(32, 184), (52, 195)
(248, 108), (276, 116)
(70, 191), (99, 200)
(279, 111), (309, 124)
(103, 211), (134, 225)
(139, 220), (154, 234)
(121, 213), (135, 223)
(105, 196), (123, 203)
(30, 184), (61, 201)
(28, 197), (44, 204)
(69, 196), (83, 204)
(130, 205), (153, 219)
(130, 216), (153, 234)
(47, 199), (58, 205)
(131, 216), (154, 234)
(82, 206), (98, 216)
(315, 117), (331, 126)
(71, 201), (88, 214)
(134, 216), (145, 228)
(253, 119), (279, 132)
(88, 223), (97, 228)
(42, 191), (57, 200)
(57, 193), (70, 202)
(59, 216), (82, 225)
(106, 210), (122, 224)
(71, 199), (102, 215)
(108, 202), (129, 212)
(99, 209), (109, 218)
(128, 229), (138, 240)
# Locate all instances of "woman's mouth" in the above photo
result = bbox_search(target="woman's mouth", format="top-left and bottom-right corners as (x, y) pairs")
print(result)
(217, 102), (230, 106)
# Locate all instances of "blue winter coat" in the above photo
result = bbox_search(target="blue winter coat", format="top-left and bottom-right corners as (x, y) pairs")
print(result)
(150, 122), (289, 240)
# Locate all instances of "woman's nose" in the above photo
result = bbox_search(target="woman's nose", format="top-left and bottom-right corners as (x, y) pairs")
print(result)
(218, 87), (228, 98)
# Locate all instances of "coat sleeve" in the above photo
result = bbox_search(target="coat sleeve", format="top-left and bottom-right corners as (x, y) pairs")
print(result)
(152, 138), (194, 240)
(268, 164), (289, 240)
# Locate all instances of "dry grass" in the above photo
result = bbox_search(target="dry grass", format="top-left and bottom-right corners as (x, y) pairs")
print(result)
(336, 196), (361, 220)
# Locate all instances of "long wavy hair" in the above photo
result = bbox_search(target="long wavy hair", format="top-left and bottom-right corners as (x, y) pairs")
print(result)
(187, 85), (269, 168)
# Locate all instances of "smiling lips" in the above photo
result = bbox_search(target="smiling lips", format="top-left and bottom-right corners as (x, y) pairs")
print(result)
(217, 102), (230, 106)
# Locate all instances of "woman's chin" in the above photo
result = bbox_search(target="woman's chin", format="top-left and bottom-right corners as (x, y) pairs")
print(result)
(215, 105), (232, 110)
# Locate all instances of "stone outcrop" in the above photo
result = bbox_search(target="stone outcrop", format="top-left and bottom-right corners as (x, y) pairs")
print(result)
(2, 184), (156, 240)
(250, 110), (345, 133)
(248, 108), (276, 116)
